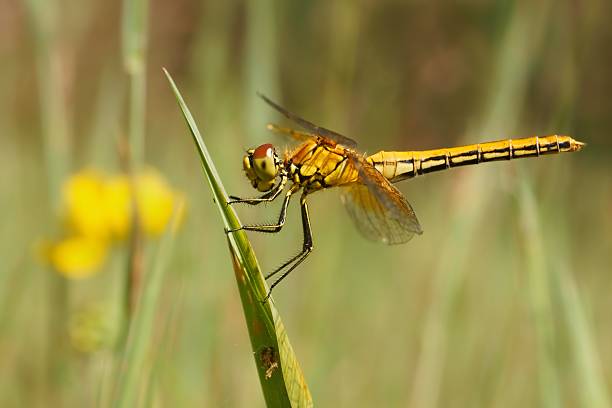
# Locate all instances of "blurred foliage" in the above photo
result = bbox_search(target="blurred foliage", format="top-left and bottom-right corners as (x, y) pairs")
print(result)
(68, 302), (118, 353)
(1, 0), (611, 407)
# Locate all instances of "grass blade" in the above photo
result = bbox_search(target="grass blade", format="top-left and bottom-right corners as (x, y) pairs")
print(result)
(114, 204), (184, 408)
(518, 178), (561, 407)
(23, 1), (72, 403)
(122, 0), (148, 169)
(410, 2), (555, 406)
(163, 68), (312, 407)
(557, 267), (611, 408)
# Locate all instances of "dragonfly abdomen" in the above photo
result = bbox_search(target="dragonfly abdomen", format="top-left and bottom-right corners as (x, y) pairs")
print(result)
(368, 135), (584, 182)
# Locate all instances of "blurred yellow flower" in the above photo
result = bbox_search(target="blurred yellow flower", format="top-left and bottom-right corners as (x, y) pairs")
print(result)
(135, 169), (179, 236)
(61, 167), (184, 241)
(103, 175), (131, 239)
(47, 167), (186, 279)
(48, 236), (108, 278)
(63, 170), (109, 239)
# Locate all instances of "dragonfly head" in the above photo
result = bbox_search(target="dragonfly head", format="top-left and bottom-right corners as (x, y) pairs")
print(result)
(243, 143), (282, 192)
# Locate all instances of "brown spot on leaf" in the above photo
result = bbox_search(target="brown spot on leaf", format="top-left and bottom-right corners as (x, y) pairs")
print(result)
(251, 318), (263, 336)
(227, 238), (246, 284)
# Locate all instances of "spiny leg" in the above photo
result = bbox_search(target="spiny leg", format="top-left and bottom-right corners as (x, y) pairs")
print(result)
(263, 192), (313, 301)
(228, 184), (300, 234)
(228, 174), (287, 205)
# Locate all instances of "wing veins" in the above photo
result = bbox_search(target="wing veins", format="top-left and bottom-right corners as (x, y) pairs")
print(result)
(258, 93), (358, 148)
(341, 154), (422, 245)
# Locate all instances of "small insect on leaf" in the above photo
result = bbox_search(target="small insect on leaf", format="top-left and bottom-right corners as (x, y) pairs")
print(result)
(260, 346), (279, 380)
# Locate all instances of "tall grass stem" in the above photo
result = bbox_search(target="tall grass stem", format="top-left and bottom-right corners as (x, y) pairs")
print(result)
(410, 2), (555, 406)
(121, 0), (149, 335)
(113, 203), (184, 408)
(24, 0), (73, 403)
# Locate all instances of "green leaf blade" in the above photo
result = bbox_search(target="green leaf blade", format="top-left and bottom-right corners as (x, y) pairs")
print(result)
(164, 68), (312, 407)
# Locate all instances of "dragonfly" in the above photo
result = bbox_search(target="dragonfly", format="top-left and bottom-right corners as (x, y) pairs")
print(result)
(228, 94), (584, 300)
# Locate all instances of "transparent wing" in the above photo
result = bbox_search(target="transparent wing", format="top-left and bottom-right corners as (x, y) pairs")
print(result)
(266, 123), (321, 144)
(340, 155), (423, 245)
(258, 93), (358, 149)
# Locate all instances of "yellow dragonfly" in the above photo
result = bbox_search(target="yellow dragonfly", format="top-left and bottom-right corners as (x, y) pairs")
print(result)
(229, 94), (584, 299)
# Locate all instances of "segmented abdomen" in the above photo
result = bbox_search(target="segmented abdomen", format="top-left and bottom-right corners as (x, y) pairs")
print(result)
(367, 135), (584, 182)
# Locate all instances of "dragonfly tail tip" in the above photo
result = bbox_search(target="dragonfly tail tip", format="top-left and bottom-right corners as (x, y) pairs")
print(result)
(572, 138), (586, 151)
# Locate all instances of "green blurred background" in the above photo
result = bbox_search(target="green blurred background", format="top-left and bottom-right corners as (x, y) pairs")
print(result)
(1, 0), (611, 406)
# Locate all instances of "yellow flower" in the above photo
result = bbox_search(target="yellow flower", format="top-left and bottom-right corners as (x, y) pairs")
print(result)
(48, 236), (108, 278)
(135, 169), (181, 237)
(103, 175), (131, 239)
(46, 167), (186, 279)
(62, 170), (109, 239)
(61, 168), (185, 240)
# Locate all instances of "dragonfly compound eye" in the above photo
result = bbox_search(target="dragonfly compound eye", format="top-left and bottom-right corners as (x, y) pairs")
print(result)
(252, 143), (278, 183)
(242, 151), (257, 181)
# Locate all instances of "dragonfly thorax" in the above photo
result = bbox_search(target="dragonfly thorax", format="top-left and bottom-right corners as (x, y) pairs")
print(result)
(243, 143), (284, 192)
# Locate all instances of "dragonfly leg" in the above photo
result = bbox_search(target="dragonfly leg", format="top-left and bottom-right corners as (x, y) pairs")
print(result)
(263, 193), (313, 301)
(228, 184), (300, 234)
(228, 174), (287, 205)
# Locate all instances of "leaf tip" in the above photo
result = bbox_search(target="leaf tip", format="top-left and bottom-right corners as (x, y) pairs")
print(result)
(162, 67), (173, 84)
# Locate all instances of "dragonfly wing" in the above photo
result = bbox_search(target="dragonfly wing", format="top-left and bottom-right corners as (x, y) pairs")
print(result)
(341, 156), (423, 245)
(258, 93), (358, 149)
(266, 123), (319, 143)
